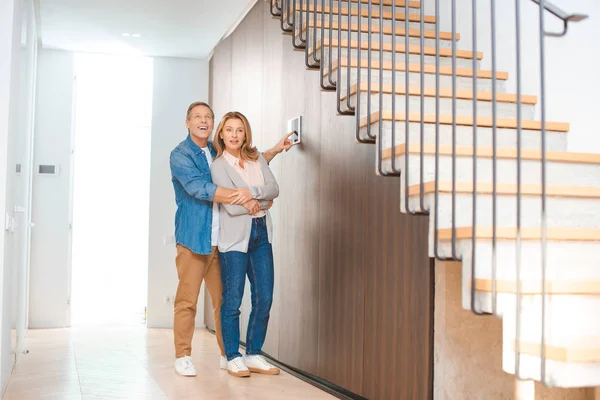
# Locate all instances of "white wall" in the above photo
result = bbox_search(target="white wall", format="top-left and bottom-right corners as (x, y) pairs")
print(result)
(431, 0), (600, 153)
(0, 0), (20, 393)
(14, 0), (38, 350)
(29, 49), (74, 328)
(146, 57), (210, 328)
(28, 53), (209, 330)
(1, 0), (38, 393)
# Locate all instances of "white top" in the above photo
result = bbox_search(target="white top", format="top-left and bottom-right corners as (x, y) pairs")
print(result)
(201, 147), (220, 247)
(222, 151), (266, 218)
(210, 154), (279, 253)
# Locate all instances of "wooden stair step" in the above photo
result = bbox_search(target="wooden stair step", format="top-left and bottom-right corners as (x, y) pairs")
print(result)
(343, 0), (421, 9)
(312, 38), (482, 60)
(362, 111), (569, 132)
(345, 82), (537, 104)
(408, 182), (600, 199)
(292, 5), (435, 23)
(473, 279), (600, 295)
(512, 340), (600, 363)
(381, 143), (600, 165)
(437, 227), (600, 241)
(328, 58), (508, 80)
(301, 20), (459, 41)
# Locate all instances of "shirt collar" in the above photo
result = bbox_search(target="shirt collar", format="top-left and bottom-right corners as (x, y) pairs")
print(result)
(186, 134), (216, 157)
(223, 150), (241, 168)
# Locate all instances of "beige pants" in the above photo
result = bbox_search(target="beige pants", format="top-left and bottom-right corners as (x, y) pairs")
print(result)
(174, 245), (224, 358)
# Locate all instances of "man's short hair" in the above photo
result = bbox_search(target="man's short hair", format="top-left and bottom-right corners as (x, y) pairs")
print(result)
(186, 101), (214, 120)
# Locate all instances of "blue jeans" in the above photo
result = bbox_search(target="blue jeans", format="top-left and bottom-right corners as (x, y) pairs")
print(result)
(219, 217), (274, 361)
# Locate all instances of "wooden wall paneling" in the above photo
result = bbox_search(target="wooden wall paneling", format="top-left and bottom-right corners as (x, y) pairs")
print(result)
(275, 42), (322, 375)
(229, 7), (261, 341)
(210, 4), (434, 397)
(316, 91), (367, 395)
(362, 165), (432, 399)
(205, 36), (232, 333)
(400, 213), (432, 400)
(209, 35), (233, 123)
(260, 1), (285, 358)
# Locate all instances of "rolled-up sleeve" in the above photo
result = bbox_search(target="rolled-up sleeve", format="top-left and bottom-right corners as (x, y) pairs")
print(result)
(170, 150), (217, 202)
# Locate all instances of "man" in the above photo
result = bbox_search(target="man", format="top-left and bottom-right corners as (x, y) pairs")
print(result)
(169, 101), (291, 376)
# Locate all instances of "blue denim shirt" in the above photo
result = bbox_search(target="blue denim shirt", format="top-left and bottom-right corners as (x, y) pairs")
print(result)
(170, 135), (218, 255)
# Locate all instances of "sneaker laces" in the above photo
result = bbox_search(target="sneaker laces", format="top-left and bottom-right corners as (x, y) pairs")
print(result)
(232, 358), (246, 370)
(254, 355), (274, 369)
(181, 356), (194, 370)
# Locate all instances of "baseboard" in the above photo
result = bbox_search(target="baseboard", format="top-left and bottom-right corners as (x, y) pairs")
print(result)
(206, 327), (367, 400)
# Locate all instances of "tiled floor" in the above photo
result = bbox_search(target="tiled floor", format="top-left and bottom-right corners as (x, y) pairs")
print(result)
(3, 327), (335, 400)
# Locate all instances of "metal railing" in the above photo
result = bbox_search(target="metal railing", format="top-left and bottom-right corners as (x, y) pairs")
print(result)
(269, 0), (588, 386)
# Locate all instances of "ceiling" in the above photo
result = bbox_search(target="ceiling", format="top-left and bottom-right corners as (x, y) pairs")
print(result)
(38, 0), (256, 59)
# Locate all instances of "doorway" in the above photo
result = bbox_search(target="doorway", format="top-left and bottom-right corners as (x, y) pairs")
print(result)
(70, 53), (153, 326)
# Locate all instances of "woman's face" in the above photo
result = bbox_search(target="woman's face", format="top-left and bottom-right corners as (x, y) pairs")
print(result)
(221, 118), (246, 153)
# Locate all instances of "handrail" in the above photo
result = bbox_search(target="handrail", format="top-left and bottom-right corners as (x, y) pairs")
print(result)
(530, 0), (588, 37)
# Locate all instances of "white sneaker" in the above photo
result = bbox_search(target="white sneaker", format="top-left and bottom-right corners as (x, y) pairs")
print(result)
(174, 356), (197, 377)
(227, 356), (251, 378)
(244, 355), (280, 375)
(220, 355), (227, 370)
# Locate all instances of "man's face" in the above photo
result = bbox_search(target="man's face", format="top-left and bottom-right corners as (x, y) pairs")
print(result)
(186, 105), (214, 142)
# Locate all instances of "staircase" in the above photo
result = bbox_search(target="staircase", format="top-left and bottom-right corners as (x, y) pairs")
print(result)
(266, 0), (598, 395)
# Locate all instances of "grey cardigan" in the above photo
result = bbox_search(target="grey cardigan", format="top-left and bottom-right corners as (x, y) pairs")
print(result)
(210, 154), (279, 253)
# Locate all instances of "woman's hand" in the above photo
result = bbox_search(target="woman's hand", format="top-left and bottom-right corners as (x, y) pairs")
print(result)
(242, 199), (261, 215)
(230, 188), (252, 205)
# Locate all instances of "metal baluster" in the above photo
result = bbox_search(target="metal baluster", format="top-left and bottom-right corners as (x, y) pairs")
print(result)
(433, 0), (452, 261)
(491, 0), (498, 316)
(388, 0), (402, 175)
(418, 0), (427, 213)
(320, 0), (336, 89)
(337, 0), (354, 114)
(281, 0), (296, 32)
(292, 0), (306, 48)
(281, 0), (290, 31)
(345, 0), (356, 113)
(271, 0), (282, 16)
(539, 0), (548, 386)
(376, 0), (395, 175)
(355, 0), (373, 143)
(403, 0), (419, 215)
(365, 0), (374, 139)
(305, 0), (320, 68)
(514, 0), (523, 380)
(300, 0), (307, 43)
(327, 0), (337, 86)
(470, 0), (491, 316)
(313, 0), (320, 62)
(450, 0), (461, 260)
(287, 0), (295, 27)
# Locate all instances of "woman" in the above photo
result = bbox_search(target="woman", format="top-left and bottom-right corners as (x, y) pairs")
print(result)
(210, 111), (280, 378)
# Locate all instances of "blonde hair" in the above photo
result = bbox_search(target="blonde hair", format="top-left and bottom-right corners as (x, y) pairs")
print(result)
(214, 111), (259, 161)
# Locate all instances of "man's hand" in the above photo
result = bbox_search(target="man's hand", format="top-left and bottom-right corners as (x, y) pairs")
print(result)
(242, 199), (261, 215)
(265, 200), (274, 210)
(230, 188), (252, 205)
(263, 132), (294, 163)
